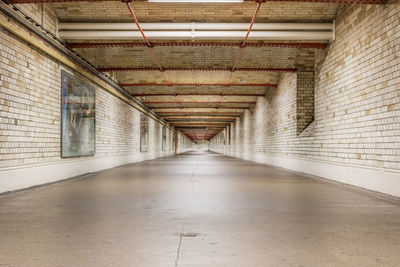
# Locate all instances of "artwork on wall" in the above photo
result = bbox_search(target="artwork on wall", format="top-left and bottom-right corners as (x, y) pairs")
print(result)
(162, 126), (166, 151)
(61, 70), (95, 158)
(140, 114), (149, 152)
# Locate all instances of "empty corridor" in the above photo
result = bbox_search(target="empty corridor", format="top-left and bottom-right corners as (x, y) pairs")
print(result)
(0, 151), (400, 266)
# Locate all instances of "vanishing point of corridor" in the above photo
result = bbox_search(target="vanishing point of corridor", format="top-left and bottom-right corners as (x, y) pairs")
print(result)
(1, 151), (399, 266)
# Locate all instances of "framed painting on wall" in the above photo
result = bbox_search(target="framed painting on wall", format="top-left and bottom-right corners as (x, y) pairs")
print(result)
(61, 70), (95, 158)
(140, 114), (149, 152)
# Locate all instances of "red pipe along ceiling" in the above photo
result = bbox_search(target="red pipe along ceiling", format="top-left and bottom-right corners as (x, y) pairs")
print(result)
(217, 0), (262, 110)
(125, 2), (181, 106)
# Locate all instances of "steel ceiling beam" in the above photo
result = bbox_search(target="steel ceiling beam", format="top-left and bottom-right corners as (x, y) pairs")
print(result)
(121, 83), (277, 87)
(67, 42), (327, 49)
(7, 0), (387, 4)
(165, 119), (235, 122)
(151, 107), (248, 109)
(177, 127), (225, 129)
(161, 114), (239, 117)
(157, 112), (242, 114)
(100, 67), (296, 73)
(171, 122), (231, 124)
(144, 101), (255, 104)
(134, 93), (265, 97)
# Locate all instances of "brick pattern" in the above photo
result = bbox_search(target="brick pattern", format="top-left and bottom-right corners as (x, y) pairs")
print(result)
(51, 1), (338, 22)
(15, 3), (58, 36)
(76, 46), (303, 70)
(0, 28), (189, 169)
(126, 85), (267, 96)
(296, 71), (315, 134)
(211, 2), (400, 170)
(0, 28), (61, 167)
(116, 71), (278, 85)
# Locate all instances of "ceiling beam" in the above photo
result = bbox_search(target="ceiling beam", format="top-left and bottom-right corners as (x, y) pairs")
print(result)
(166, 119), (235, 122)
(151, 107), (248, 109)
(134, 93), (264, 97)
(160, 115), (239, 117)
(121, 83), (277, 87)
(144, 101), (255, 104)
(157, 112), (242, 114)
(178, 127), (225, 130)
(8, 0), (385, 4)
(67, 42), (327, 49)
(171, 122), (230, 125)
(100, 67), (295, 73)
(174, 126), (229, 128)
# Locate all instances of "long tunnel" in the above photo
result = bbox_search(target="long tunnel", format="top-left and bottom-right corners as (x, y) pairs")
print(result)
(0, 0), (399, 265)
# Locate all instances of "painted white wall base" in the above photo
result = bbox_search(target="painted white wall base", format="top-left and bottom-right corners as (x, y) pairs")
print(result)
(0, 151), (177, 194)
(211, 149), (400, 198)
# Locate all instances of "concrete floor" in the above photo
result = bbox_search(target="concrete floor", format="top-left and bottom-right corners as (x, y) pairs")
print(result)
(0, 151), (400, 266)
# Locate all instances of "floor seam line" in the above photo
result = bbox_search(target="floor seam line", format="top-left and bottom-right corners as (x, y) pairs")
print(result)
(174, 234), (183, 267)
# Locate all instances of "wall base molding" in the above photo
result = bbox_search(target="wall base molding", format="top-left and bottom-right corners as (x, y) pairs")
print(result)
(212, 149), (400, 198)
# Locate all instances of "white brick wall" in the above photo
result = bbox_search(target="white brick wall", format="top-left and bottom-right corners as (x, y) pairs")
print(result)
(210, 2), (400, 197)
(0, 27), (193, 193)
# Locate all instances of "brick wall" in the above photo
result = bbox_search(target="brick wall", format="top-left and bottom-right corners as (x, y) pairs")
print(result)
(15, 3), (58, 36)
(210, 2), (400, 196)
(0, 26), (193, 193)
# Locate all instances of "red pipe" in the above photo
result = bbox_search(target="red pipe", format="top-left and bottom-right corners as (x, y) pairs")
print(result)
(68, 42), (327, 49)
(121, 83), (277, 87)
(222, 1), (262, 105)
(100, 67), (296, 73)
(126, 2), (151, 47)
(125, 2), (181, 103)
(242, 2), (262, 47)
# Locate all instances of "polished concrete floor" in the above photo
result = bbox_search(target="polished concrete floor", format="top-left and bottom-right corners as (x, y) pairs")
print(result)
(0, 151), (400, 266)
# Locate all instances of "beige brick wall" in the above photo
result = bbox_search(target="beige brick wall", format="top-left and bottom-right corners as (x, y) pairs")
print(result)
(15, 3), (58, 36)
(0, 27), (192, 171)
(210, 3), (400, 173)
